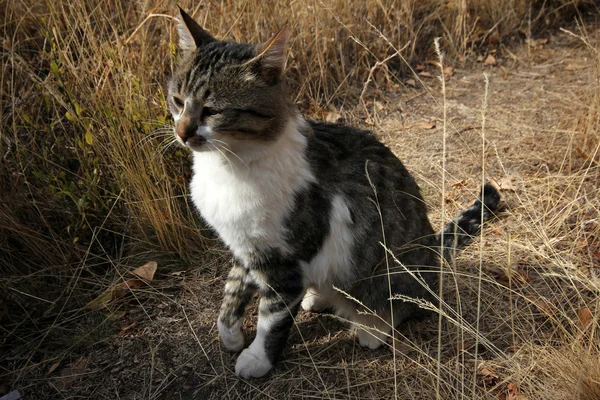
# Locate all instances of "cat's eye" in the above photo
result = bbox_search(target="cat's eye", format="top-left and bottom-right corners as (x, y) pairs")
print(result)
(172, 96), (184, 108)
(203, 107), (221, 117)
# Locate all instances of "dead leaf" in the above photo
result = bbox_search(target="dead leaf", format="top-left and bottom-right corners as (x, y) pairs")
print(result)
(506, 382), (520, 400)
(85, 278), (145, 310)
(117, 321), (138, 336)
(418, 71), (433, 77)
(48, 361), (61, 375)
(373, 101), (384, 112)
(444, 66), (454, 78)
(525, 296), (557, 318)
(487, 31), (500, 45)
(55, 357), (87, 391)
(132, 261), (157, 281)
(451, 179), (469, 188)
(415, 120), (436, 130)
(526, 38), (548, 48)
(484, 54), (497, 65)
(488, 265), (528, 287)
(476, 362), (499, 386)
(498, 177), (516, 191)
(505, 344), (520, 353)
(406, 78), (416, 87)
(577, 307), (593, 330)
(325, 111), (342, 123)
(564, 64), (587, 71)
(444, 192), (457, 203)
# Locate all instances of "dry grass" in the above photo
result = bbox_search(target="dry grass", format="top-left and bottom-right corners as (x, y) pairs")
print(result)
(1, 0), (599, 399)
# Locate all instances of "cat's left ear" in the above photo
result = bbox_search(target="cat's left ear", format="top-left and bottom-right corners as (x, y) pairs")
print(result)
(253, 26), (289, 84)
(177, 7), (215, 50)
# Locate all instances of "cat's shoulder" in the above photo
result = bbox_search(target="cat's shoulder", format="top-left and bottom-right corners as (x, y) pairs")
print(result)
(304, 120), (394, 159)
(307, 120), (374, 141)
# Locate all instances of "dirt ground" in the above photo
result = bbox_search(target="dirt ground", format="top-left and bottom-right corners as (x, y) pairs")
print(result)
(4, 25), (599, 400)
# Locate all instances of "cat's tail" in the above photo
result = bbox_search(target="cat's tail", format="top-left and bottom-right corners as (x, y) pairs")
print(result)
(438, 182), (501, 262)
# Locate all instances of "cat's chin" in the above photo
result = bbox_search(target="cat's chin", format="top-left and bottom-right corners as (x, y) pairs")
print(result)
(186, 142), (208, 152)
(183, 136), (209, 152)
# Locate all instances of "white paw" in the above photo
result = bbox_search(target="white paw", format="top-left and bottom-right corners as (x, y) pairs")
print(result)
(301, 288), (328, 312)
(235, 346), (273, 379)
(357, 328), (385, 350)
(218, 319), (244, 352)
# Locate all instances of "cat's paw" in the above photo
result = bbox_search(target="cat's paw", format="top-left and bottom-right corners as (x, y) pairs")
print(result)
(357, 328), (385, 350)
(300, 288), (328, 312)
(235, 347), (273, 379)
(218, 319), (244, 352)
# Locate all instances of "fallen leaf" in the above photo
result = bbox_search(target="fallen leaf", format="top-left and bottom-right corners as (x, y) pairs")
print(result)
(132, 261), (157, 281)
(451, 179), (469, 188)
(373, 101), (384, 112)
(564, 64), (587, 71)
(416, 120), (436, 130)
(488, 265), (529, 286)
(85, 279), (145, 310)
(476, 362), (499, 386)
(444, 66), (454, 78)
(487, 31), (500, 45)
(507, 382), (520, 400)
(325, 111), (342, 123)
(48, 361), (61, 375)
(484, 54), (497, 65)
(525, 296), (557, 318)
(526, 38), (548, 48)
(444, 192), (457, 203)
(55, 357), (87, 391)
(406, 78), (416, 87)
(505, 344), (520, 353)
(419, 71), (433, 77)
(577, 307), (593, 330)
(117, 321), (138, 336)
(498, 177), (516, 191)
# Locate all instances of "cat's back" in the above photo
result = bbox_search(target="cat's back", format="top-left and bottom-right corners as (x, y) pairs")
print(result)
(305, 121), (421, 200)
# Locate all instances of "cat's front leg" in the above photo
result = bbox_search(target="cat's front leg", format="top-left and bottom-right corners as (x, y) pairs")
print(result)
(218, 263), (257, 352)
(300, 286), (330, 312)
(235, 267), (304, 379)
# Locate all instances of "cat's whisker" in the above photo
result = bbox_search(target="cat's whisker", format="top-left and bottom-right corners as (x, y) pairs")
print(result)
(156, 136), (179, 158)
(135, 132), (175, 150)
(209, 142), (235, 174)
(162, 12), (503, 381)
(210, 140), (248, 169)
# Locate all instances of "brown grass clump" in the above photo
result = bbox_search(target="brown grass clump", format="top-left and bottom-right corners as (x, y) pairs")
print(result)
(1, 0), (599, 399)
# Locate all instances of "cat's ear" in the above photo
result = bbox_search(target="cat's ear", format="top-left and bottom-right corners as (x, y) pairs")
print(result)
(177, 7), (215, 50)
(253, 26), (289, 83)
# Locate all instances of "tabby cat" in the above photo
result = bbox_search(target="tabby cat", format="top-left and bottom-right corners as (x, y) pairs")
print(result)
(166, 8), (500, 379)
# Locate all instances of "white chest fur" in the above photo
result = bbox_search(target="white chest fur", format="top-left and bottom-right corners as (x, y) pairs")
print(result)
(189, 118), (316, 266)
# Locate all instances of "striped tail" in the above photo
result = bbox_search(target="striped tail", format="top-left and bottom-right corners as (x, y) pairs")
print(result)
(439, 182), (501, 262)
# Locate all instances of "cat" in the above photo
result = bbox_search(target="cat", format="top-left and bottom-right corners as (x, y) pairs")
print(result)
(166, 8), (501, 379)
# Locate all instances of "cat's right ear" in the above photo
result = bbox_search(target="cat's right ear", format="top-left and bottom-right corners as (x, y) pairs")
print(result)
(177, 7), (215, 50)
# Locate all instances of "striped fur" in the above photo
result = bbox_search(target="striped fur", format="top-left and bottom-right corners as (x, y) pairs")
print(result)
(167, 9), (501, 379)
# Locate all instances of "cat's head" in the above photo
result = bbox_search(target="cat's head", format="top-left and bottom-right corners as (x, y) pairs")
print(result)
(167, 8), (293, 158)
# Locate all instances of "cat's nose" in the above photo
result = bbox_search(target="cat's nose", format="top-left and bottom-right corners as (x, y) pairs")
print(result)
(175, 119), (197, 142)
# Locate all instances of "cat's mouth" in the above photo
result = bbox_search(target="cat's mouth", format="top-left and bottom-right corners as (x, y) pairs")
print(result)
(174, 124), (211, 152)
(180, 134), (207, 152)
